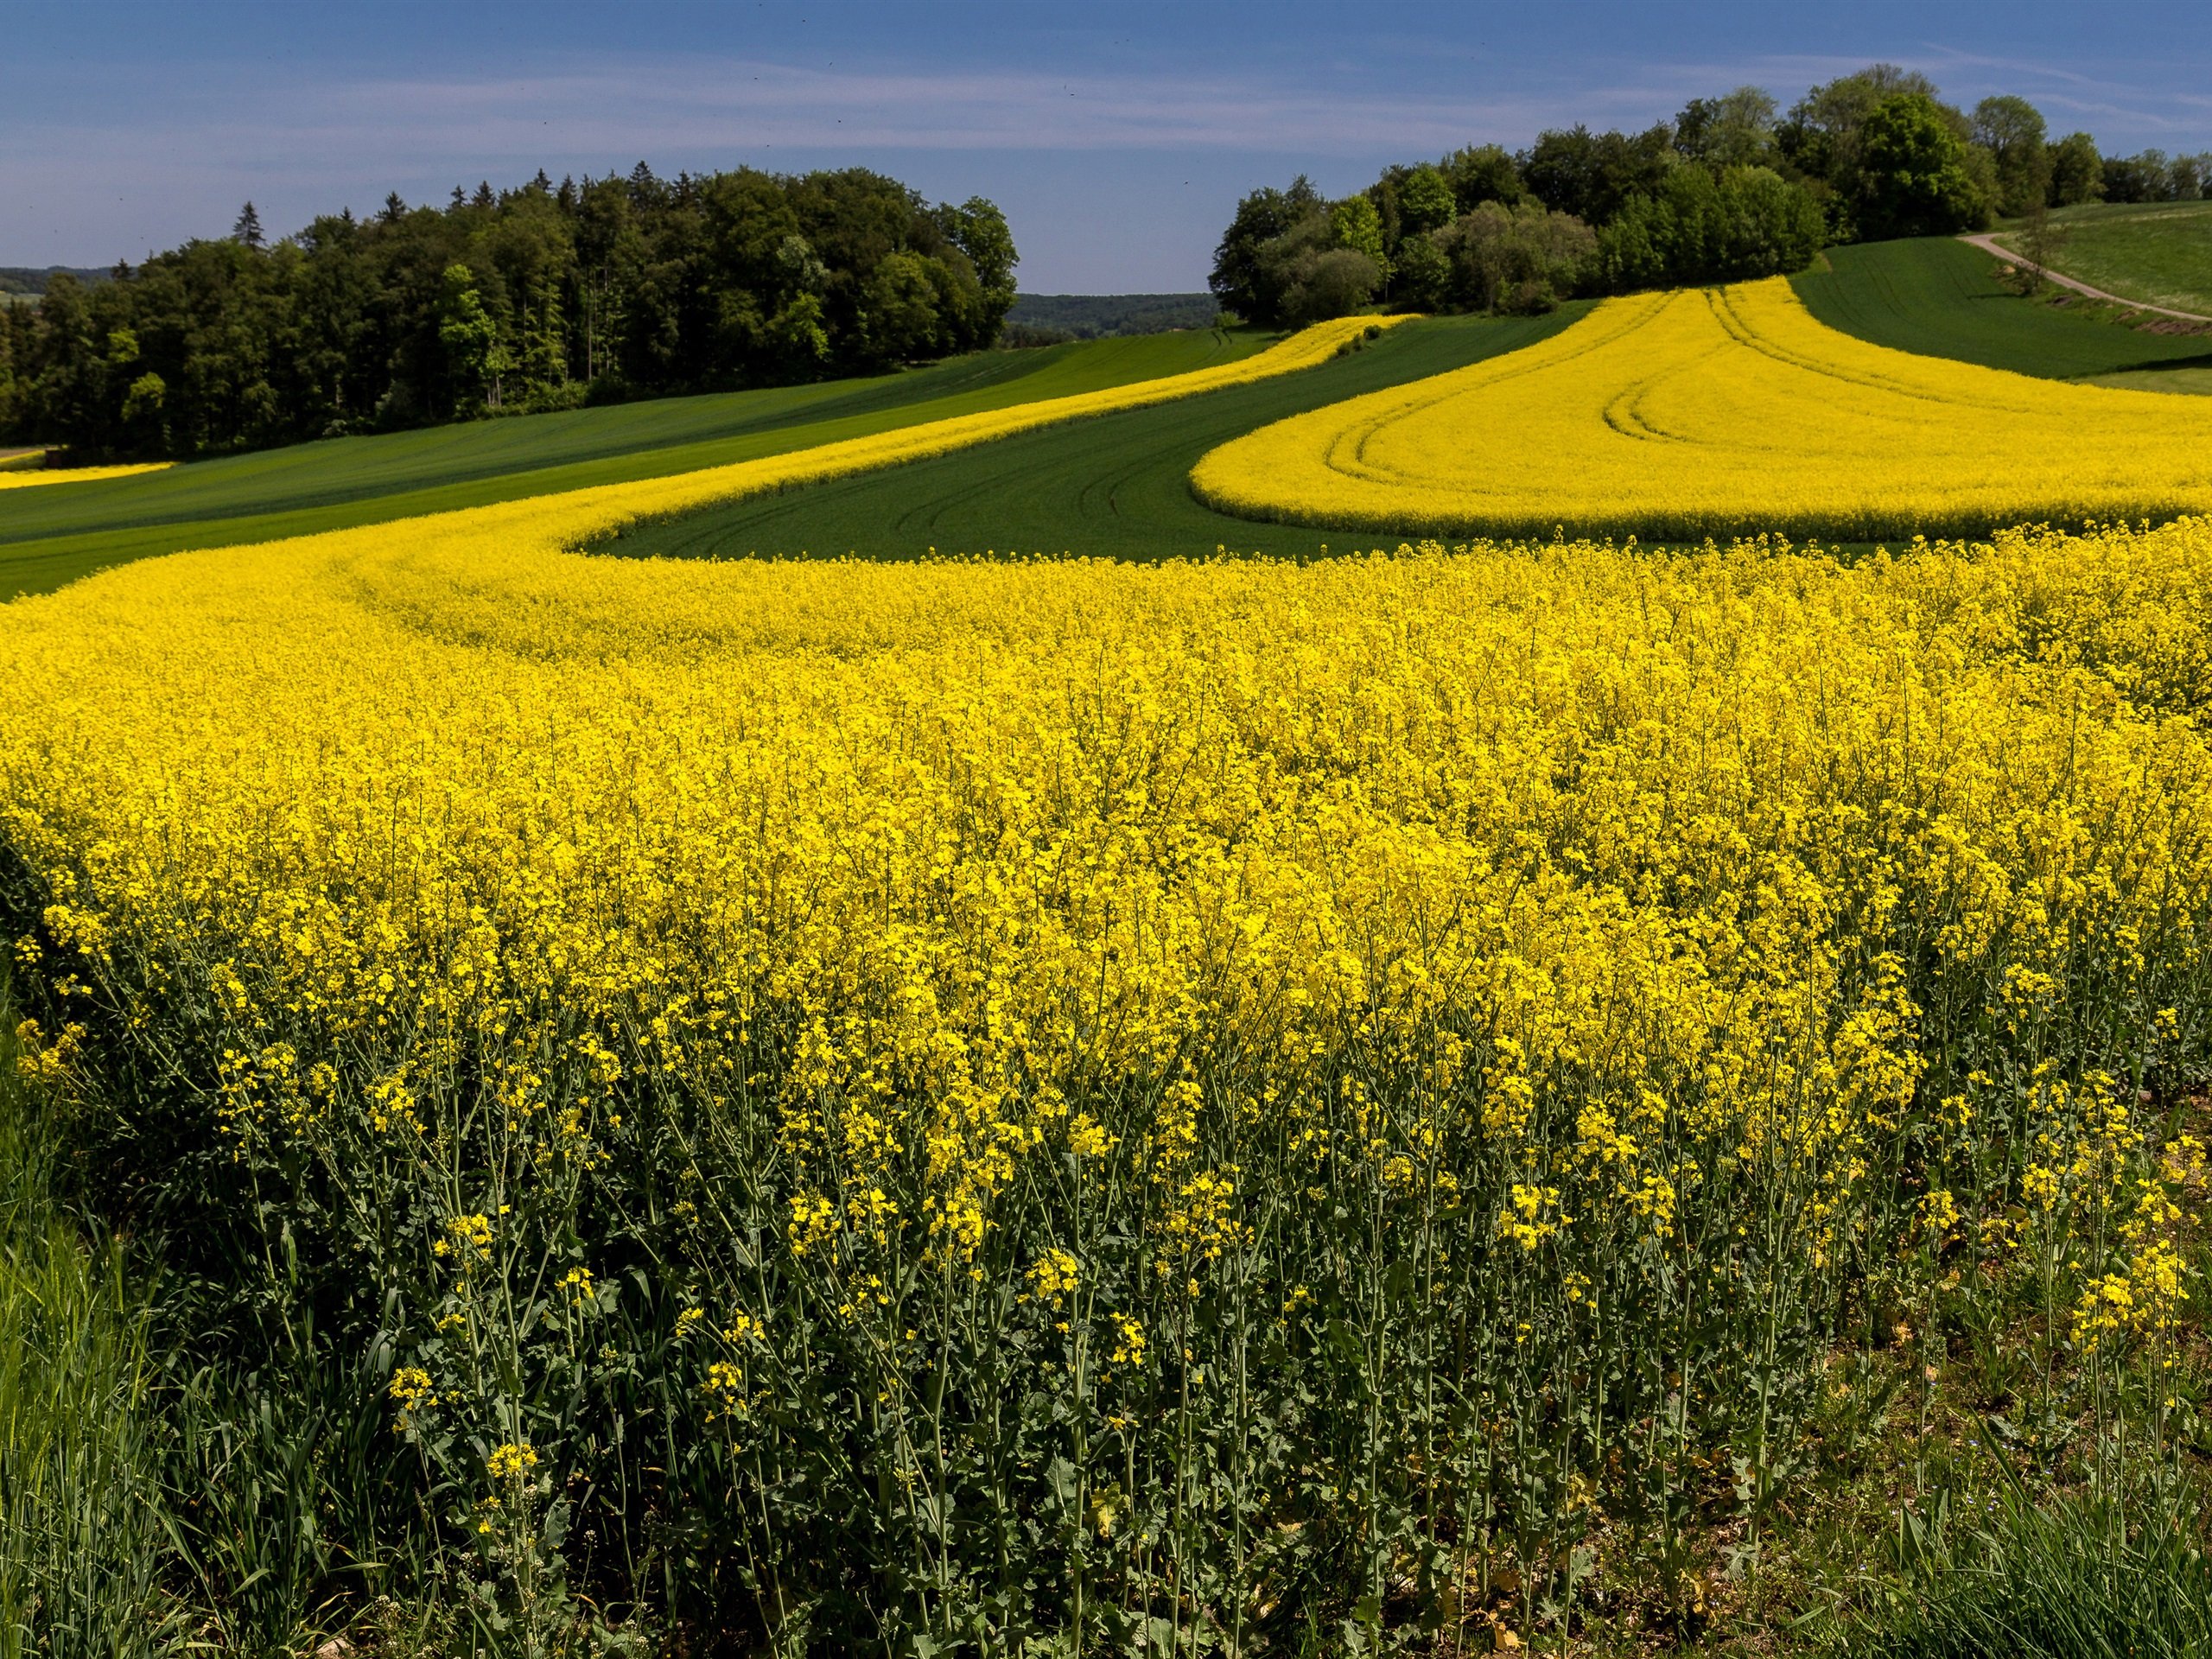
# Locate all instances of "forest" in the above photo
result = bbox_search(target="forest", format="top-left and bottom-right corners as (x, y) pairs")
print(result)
(1211, 64), (2212, 325)
(0, 165), (1016, 461)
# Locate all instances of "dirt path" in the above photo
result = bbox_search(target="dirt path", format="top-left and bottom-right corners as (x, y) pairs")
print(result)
(1960, 232), (2212, 326)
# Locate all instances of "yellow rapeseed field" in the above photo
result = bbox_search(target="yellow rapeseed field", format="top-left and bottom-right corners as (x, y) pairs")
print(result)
(4, 423), (2208, 1637)
(554, 310), (1397, 544)
(0, 461), (172, 490)
(0, 316), (1386, 518)
(1190, 277), (2212, 541)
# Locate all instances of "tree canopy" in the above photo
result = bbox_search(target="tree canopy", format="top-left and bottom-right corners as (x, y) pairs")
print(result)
(0, 165), (1018, 461)
(1208, 68), (2196, 328)
(1854, 92), (1991, 240)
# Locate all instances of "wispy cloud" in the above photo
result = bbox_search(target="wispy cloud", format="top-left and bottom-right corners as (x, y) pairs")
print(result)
(3, 38), (2204, 283)
(1913, 42), (2212, 133)
(12, 56), (1616, 171)
(21, 41), (2206, 186)
(0, 48), (1944, 175)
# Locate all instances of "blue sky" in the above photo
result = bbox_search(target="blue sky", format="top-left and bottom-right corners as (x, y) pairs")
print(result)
(3, 1), (2207, 291)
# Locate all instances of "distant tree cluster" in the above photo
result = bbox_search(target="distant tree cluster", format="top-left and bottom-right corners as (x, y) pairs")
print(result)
(0, 165), (1017, 461)
(0, 266), (111, 298)
(2096, 148), (2212, 204)
(1211, 67), (2209, 325)
(1002, 292), (1220, 343)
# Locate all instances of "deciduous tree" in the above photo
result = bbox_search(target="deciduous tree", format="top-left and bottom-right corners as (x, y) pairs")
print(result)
(1853, 92), (1992, 238)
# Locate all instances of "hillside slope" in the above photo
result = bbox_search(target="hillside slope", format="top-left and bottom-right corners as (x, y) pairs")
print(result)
(607, 309), (1585, 564)
(0, 330), (1266, 595)
(1792, 236), (2211, 381)
(1993, 200), (2212, 319)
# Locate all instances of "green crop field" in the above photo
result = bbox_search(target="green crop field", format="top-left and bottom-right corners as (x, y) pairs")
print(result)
(606, 308), (1585, 563)
(1792, 234), (2212, 381)
(8, 235), (2206, 601)
(0, 328), (1266, 595)
(610, 236), (2212, 566)
(1997, 199), (2212, 318)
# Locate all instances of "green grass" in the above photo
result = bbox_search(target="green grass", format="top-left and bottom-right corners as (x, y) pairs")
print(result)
(2088, 365), (2212, 395)
(0, 329), (1267, 596)
(1996, 199), (2212, 318)
(1836, 1489), (2212, 1659)
(616, 238), (2212, 567)
(606, 308), (1587, 564)
(1791, 236), (2212, 382)
(0, 976), (523, 1655)
(0, 1019), (180, 1658)
(11, 236), (2209, 599)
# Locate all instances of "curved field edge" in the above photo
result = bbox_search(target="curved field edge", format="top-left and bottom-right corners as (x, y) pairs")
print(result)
(586, 242), (2212, 568)
(1792, 236), (2212, 381)
(561, 315), (1412, 554)
(1185, 281), (2212, 545)
(5, 316), (1400, 618)
(0, 329), (1277, 598)
(604, 308), (1586, 565)
(0, 462), (173, 491)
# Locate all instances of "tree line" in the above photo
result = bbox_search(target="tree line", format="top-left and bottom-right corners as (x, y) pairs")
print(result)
(1001, 293), (1221, 344)
(0, 164), (1017, 461)
(1212, 66), (2211, 326)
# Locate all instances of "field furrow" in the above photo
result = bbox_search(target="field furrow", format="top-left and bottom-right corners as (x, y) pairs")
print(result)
(1191, 276), (2212, 541)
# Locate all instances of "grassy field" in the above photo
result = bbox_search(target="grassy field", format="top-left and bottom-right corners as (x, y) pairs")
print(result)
(608, 308), (1584, 563)
(8, 234), (2209, 599)
(616, 238), (2212, 564)
(0, 329), (1266, 595)
(0, 971), (452, 1656)
(1996, 199), (2212, 317)
(1792, 234), (2212, 380)
(2087, 363), (2212, 394)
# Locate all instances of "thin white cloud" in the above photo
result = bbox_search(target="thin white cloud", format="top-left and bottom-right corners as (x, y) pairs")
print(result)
(0, 48), (1927, 174)
(14, 60), (1580, 166)
(3, 42), (2204, 283)
(10, 45), (2205, 178)
(1913, 42), (2212, 134)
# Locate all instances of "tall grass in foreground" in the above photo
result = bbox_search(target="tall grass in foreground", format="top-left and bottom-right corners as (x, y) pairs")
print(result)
(0, 990), (479, 1657)
(1847, 1490), (2212, 1658)
(0, 998), (181, 1656)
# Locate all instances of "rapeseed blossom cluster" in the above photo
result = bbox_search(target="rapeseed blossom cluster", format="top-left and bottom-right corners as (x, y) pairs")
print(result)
(1191, 279), (2212, 542)
(3, 454), (2209, 1641)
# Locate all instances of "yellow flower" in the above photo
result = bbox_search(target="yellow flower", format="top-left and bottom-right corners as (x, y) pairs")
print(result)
(1192, 278), (2212, 542)
(1917, 1188), (1960, 1246)
(1502, 1183), (1567, 1252)
(0, 462), (172, 491)
(437, 1213), (493, 1262)
(1027, 1247), (1081, 1305)
(386, 1366), (437, 1430)
(1109, 1313), (1147, 1369)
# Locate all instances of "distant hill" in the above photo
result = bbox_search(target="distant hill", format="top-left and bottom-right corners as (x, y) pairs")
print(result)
(1993, 199), (2212, 320)
(0, 266), (111, 298)
(1006, 293), (1220, 340)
